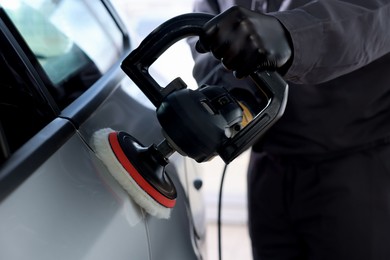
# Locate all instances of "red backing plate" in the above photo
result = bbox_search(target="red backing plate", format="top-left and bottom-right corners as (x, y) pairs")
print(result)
(108, 132), (176, 208)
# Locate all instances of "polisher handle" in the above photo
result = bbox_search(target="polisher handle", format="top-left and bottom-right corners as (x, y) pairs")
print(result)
(121, 13), (288, 163)
(121, 13), (213, 107)
(219, 70), (288, 163)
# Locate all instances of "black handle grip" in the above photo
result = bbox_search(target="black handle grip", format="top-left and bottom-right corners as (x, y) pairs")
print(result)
(121, 13), (214, 107)
(121, 13), (288, 163)
(219, 70), (288, 163)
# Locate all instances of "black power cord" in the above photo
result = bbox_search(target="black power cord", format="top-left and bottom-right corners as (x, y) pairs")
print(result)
(217, 163), (229, 260)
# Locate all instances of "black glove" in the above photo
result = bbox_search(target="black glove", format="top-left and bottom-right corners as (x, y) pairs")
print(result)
(196, 6), (293, 78)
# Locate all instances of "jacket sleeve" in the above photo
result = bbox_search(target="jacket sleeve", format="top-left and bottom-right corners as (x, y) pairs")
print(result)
(190, 0), (390, 86)
(272, 0), (390, 84)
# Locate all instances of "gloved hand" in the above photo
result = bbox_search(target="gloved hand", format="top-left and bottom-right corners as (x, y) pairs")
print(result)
(196, 6), (293, 78)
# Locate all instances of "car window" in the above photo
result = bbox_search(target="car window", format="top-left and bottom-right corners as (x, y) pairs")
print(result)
(0, 0), (127, 164)
(1, 0), (124, 108)
(0, 29), (57, 164)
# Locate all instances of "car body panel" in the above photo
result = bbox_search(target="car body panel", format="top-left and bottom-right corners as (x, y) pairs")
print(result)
(0, 0), (206, 259)
(0, 124), (149, 260)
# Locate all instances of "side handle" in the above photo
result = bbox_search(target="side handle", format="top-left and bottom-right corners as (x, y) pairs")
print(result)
(121, 13), (214, 107)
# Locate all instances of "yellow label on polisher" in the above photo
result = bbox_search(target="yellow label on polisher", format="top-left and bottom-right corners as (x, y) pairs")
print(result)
(238, 101), (254, 127)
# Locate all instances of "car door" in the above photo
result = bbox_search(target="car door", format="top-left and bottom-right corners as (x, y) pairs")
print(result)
(0, 0), (205, 259)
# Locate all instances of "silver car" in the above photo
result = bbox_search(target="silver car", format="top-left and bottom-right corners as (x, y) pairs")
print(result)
(0, 0), (206, 259)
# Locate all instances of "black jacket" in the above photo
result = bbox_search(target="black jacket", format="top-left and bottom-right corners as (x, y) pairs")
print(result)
(190, 0), (390, 157)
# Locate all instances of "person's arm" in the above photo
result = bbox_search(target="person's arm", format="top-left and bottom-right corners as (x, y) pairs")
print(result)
(272, 0), (390, 84)
(190, 0), (390, 86)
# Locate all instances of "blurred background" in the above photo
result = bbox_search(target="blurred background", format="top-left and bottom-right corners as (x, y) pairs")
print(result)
(111, 1), (252, 259)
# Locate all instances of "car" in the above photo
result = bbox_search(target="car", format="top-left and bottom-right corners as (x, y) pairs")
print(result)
(0, 0), (206, 259)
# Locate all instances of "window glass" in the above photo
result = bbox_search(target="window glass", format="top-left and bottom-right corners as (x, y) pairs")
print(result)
(1, 0), (124, 106)
(0, 37), (56, 163)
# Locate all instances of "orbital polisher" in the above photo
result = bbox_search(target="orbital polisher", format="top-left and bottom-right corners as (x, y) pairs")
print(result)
(92, 13), (288, 219)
